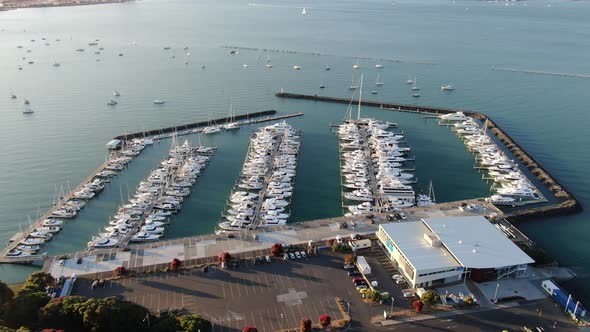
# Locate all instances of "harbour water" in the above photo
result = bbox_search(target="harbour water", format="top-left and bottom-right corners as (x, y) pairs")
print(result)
(0, 0), (589, 302)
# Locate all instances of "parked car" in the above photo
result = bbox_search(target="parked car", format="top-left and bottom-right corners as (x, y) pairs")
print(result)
(391, 274), (402, 280)
(396, 278), (406, 285)
(350, 221), (357, 227)
(403, 291), (416, 298)
(283, 253), (289, 261)
(352, 277), (364, 283)
(356, 285), (368, 291)
(354, 280), (367, 286)
(343, 264), (355, 270)
(265, 255), (271, 263)
(295, 251), (301, 259)
(387, 214), (396, 221)
(348, 270), (361, 276)
(289, 253), (295, 260)
(341, 222), (348, 229)
(300, 251), (307, 258)
(398, 212), (407, 220)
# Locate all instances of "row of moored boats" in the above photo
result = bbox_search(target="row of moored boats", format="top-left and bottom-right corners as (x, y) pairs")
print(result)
(218, 121), (300, 231)
(338, 118), (433, 217)
(6, 138), (154, 259)
(441, 112), (541, 206)
(87, 139), (215, 249)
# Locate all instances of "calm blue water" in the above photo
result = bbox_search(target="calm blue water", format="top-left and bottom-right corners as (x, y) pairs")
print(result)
(0, 0), (589, 302)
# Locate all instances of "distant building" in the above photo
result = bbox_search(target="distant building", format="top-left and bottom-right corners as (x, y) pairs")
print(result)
(377, 216), (534, 288)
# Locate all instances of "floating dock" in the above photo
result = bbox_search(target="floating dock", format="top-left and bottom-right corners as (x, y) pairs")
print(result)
(275, 92), (582, 222)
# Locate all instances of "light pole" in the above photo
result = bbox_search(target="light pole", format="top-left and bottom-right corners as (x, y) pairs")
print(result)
(390, 297), (395, 315)
(493, 283), (500, 304)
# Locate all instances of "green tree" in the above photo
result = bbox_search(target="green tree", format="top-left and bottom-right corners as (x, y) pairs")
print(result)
(149, 316), (180, 332)
(0, 281), (14, 305)
(1, 291), (49, 328)
(0, 327), (16, 332)
(177, 314), (211, 332)
(19, 273), (54, 295)
(420, 290), (440, 306)
(40, 296), (87, 331)
(77, 297), (151, 332)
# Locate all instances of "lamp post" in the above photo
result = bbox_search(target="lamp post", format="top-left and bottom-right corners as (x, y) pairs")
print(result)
(390, 297), (395, 315)
(493, 283), (500, 304)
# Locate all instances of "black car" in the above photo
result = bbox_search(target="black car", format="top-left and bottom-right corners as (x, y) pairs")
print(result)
(354, 280), (368, 287)
(348, 270), (361, 276)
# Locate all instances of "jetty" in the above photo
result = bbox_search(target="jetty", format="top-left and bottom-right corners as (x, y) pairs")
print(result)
(275, 92), (582, 222)
(1, 110), (304, 264)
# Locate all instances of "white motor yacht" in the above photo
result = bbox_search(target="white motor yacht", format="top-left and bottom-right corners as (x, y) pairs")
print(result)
(485, 195), (516, 206)
(42, 219), (63, 227)
(6, 249), (32, 258)
(16, 245), (40, 253)
(439, 112), (468, 122)
(88, 236), (118, 248)
(130, 232), (161, 242)
(153, 99), (166, 104)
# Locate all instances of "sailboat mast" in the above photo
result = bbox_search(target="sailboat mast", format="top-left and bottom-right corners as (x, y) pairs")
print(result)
(357, 74), (363, 120)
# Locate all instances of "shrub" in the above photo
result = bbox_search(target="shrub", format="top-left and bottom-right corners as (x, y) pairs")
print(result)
(366, 290), (382, 302)
(412, 300), (424, 313)
(271, 243), (284, 257)
(177, 314), (212, 332)
(242, 327), (257, 332)
(115, 266), (127, 276)
(319, 314), (331, 327)
(218, 252), (231, 263)
(344, 254), (357, 265)
(420, 290), (440, 306)
(299, 318), (312, 332)
(170, 258), (181, 271)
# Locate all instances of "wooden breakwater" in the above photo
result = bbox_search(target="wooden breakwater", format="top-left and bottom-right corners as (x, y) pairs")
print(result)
(275, 92), (583, 221)
(114, 110), (277, 140)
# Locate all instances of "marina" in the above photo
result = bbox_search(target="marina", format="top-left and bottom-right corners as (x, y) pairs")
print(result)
(275, 92), (582, 221)
(0, 111), (303, 263)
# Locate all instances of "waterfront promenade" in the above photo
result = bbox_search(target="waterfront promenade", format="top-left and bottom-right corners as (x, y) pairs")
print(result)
(42, 199), (498, 279)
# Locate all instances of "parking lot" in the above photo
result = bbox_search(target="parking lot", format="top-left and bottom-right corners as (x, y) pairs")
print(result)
(74, 250), (383, 331)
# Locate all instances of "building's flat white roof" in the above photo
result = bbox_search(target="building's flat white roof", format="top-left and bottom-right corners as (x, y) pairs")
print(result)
(423, 216), (534, 269)
(380, 222), (461, 271)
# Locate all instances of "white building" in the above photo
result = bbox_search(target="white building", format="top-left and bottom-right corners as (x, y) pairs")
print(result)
(377, 216), (534, 288)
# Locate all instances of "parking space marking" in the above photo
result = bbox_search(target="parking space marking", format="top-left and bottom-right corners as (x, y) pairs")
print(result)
(228, 279), (234, 299)
(288, 303), (298, 328)
(220, 278), (226, 299)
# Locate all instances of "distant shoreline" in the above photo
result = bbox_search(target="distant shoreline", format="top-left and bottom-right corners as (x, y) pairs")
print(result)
(0, 0), (132, 11)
